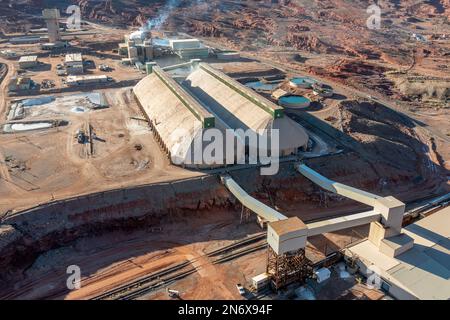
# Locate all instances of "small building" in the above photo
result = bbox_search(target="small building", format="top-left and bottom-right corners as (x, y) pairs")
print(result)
(118, 43), (128, 57)
(315, 268), (331, 283)
(30, 27), (48, 33)
(252, 273), (270, 292)
(66, 75), (108, 86)
(10, 36), (41, 44)
(121, 58), (132, 66)
(0, 50), (17, 59)
(346, 206), (450, 300)
(135, 61), (145, 71)
(8, 76), (33, 92)
(169, 39), (209, 60)
(127, 45), (138, 60)
(56, 69), (66, 76)
(41, 42), (69, 50)
(176, 47), (210, 60)
(217, 51), (240, 60)
(169, 39), (201, 50)
(18, 55), (38, 69)
(64, 53), (84, 75)
(122, 39), (154, 63)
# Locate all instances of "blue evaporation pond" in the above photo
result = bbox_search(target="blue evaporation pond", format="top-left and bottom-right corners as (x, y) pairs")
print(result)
(279, 95), (310, 104)
(291, 77), (315, 86)
(245, 81), (278, 91)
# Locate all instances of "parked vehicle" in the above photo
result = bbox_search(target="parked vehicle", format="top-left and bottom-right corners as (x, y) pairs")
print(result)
(236, 283), (245, 296)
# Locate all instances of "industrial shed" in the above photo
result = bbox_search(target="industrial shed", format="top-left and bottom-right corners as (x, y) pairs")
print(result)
(184, 63), (309, 156)
(347, 206), (450, 300)
(133, 63), (309, 168)
(18, 55), (38, 69)
(133, 66), (227, 168)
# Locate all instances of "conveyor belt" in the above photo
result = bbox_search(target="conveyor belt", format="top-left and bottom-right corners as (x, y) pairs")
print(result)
(221, 175), (287, 222)
(297, 163), (382, 207)
(306, 210), (381, 236)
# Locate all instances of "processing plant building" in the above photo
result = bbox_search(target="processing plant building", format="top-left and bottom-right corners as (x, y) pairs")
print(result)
(18, 55), (38, 69)
(184, 63), (308, 156)
(169, 39), (210, 60)
(133, 63), (308, 169)
(64, 53), (84, 75)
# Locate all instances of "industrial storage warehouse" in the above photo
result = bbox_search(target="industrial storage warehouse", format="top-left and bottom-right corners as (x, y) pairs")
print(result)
(184, 63), (309, 156)
(133, 63), (309, 168)
(133, 66), (228, 168)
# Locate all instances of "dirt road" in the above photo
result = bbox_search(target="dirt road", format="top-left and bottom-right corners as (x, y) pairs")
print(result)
(0, 57), (14, 119)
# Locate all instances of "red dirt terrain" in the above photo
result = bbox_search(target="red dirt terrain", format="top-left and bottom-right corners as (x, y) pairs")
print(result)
(0, 0), (448, 300)
(1, 1), (448, 102)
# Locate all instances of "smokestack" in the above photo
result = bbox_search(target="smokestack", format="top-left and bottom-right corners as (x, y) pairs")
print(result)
(42, 8), (61, 43)
(143, 0), (183, 31)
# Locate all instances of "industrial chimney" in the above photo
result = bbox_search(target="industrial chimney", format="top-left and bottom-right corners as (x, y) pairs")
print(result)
(42, 9), (61, 44)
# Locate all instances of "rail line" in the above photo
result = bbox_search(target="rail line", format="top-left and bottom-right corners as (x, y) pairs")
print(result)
(206, 232), (266, 257)
(118, 267), (198, 300)
(90, 192), (450, 300)
(91, 232), (267, 300)
(91, 260), (194, 300)
(212, 242), (267, 265)
(120, 241), (268, 300)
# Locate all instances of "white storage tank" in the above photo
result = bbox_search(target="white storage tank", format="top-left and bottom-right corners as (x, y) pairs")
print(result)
(278, 95), (311, 109)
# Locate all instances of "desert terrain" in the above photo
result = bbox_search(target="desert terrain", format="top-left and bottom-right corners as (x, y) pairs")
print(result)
(0, 0), (448, 300)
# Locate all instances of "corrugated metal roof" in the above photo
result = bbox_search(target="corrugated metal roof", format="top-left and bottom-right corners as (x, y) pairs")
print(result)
(19, 55), (38, 62)
(65, 53), (83, 63)
(184, 64), (309, 152)
(349, 207), (450, 300)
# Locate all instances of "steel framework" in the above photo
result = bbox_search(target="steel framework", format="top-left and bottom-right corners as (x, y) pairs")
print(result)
(267, 246), (312, 290)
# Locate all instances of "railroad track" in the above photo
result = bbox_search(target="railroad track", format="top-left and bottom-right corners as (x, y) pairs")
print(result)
(212, 242), (267, 265)
(403, 195), (449, 223)
(88, 190), (450, 301)
(118, 267), (198, 300)
(91, 233), (267, 300)
(206, 232), (266, 257)
(91, 260), (194, 300)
